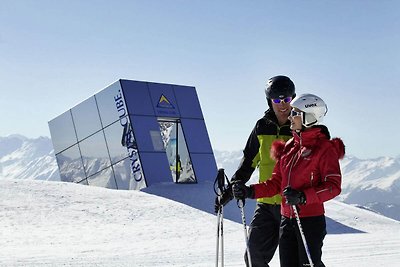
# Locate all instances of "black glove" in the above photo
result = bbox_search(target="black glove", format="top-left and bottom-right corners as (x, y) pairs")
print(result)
(283, 187), (306, 205)
(214, 185), (234, 213)
(232, 181), (254, 200)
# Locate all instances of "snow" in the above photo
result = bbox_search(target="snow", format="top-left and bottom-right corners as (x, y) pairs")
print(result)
(2, 135), (400, 220)
(1, 178), (399, 266)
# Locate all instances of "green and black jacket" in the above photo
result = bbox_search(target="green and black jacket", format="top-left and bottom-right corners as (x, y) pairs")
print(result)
(232, 109), (292, 204)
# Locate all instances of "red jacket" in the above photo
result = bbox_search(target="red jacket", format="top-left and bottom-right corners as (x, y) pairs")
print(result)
(252, 126), (345, 218)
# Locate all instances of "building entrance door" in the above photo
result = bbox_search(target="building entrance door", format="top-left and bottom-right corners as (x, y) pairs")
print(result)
(158, 119), (196, 183)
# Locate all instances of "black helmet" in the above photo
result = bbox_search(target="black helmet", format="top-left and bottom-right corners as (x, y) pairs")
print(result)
(265, 75), (296, 99)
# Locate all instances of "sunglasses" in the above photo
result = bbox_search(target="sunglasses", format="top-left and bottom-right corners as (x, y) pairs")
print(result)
(290, 109), (303, 117)
(272, 97), (292, 104)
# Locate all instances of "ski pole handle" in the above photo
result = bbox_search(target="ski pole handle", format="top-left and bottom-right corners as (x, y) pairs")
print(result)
(217, 169), (225, 192)
(237, 198), (245, 208)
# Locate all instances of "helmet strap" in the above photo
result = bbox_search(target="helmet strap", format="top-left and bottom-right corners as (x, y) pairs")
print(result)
(301, 112), (307, 127)
(302, 113), (317, 127)
(267, 98), (272, 108)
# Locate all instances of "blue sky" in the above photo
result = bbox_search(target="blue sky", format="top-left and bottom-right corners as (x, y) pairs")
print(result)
(1, 0), (399, 159)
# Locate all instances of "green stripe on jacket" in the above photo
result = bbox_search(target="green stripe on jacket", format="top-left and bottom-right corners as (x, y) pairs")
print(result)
(255, 134), (292, 204)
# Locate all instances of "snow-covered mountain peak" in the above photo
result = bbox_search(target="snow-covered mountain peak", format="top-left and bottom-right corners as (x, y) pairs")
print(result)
(0, 135), (59, 181)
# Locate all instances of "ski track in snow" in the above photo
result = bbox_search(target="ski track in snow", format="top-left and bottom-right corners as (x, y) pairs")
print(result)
(0, 178), (399, 266)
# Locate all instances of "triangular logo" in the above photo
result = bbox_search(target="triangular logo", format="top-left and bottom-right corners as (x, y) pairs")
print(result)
(157, 94), (175, 109)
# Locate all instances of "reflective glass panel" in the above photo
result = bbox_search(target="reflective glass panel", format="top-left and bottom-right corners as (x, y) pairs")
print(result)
(71, 96), (102, 141)
(159, 120), (196, 183)
(150, 130), (164, 151)
(113, 157), (146, 190)
(87, 167), (117, 189)
(55, 144), (86, 183)
(176, 122), (196, 183)
(95, 82), (127, 128)
(79, 130), (111, 177)
(48, 110), (77, 154)
(103, 118), (131, 164)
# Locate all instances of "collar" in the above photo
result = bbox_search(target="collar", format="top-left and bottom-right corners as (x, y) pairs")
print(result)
(264, 109), (291, 127)
(293, 127), (328, 147)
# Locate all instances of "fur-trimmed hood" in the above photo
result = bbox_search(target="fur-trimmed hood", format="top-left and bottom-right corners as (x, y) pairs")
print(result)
(270, 131), (345, 161)
(270, 139), (287, 161)
(330, 137), (345, 159)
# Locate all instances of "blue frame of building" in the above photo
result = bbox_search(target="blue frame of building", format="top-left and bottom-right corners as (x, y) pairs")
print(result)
(48, 79), (217, 189)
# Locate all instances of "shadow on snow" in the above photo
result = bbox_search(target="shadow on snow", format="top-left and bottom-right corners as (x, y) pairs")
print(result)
(143, 181), (364, 235)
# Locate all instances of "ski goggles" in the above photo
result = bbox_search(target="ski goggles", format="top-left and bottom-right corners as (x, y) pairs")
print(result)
(271, 96), (292, 104)
(290, 109), (303, 117)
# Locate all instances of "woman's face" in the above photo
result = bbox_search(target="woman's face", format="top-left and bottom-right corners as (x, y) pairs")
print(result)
(289, 108), (303, 131)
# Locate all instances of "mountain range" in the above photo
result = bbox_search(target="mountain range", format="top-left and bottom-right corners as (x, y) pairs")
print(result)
(1, 134), (399, 221)
(213, 150), (400, 221)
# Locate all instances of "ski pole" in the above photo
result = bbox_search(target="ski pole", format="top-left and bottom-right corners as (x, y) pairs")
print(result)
(220, 206), (224, 266)
(215, 200), (220, 267)
(292, 205), (314, 267)
(215, 203), (224, 267)
(238, 199), (252, 267)
(214, 169), (227, 267)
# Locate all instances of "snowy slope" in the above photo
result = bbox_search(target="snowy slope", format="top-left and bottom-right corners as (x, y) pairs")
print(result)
(0, 178), (399, 266)
(1, 135), (399, 221)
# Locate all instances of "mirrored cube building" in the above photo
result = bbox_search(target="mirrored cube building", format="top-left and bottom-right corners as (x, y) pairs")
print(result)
(48, 79), (217, 190)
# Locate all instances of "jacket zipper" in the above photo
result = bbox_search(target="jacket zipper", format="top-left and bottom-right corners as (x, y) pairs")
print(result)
(287, 132), (303, 219)
(310, 172), (314, 187)
(287, 149), (302, 219)
(276, 124), (290, 138)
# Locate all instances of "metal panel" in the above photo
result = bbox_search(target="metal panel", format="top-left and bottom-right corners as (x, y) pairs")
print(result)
(148, 82), (180, 118)
(95, 81), (125, 127)
(173, 85), (203, 119)
(130, 115), (164, 152)
(87, 167), (117, 189)
(79, 130), (111, 177)
(112, 157), (147, 190)
(190, 153), (218, 182)
(180, 118), (213, 153)
(103, 118), (132, 164)
(139, 152), (171, 186)
(71, 96), (102, 141)
(55, 144), (86, 183)
(48, 110), (77, 154)
(120, 80), (155, 116)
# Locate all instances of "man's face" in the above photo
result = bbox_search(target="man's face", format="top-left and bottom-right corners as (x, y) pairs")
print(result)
(271, 96), (292, 119)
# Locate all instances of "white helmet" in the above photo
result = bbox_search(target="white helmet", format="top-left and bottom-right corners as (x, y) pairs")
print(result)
(291, 93), (328, 127)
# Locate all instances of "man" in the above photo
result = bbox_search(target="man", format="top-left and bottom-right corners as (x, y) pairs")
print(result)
(215, 75), (296, 267)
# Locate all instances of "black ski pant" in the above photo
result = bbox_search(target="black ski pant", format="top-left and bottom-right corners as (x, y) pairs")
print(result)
(244, 203), (281, 267)
(279, 215), (326, 267)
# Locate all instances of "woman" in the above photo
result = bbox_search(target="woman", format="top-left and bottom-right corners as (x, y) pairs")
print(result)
(233, 93), (345, 267)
